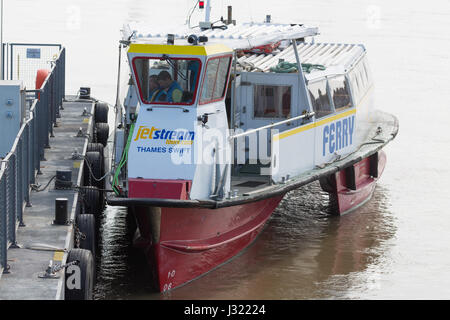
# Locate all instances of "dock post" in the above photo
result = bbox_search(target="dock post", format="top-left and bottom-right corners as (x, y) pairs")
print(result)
(54, 198), (69, 225)
(25, 122), (32, 207)
(8, 154), (19, 248)
(17, 137), (25, 227)
(43, 85), (51, 148)
(50, 73), (56, 137)
(0, 175), (8, 273)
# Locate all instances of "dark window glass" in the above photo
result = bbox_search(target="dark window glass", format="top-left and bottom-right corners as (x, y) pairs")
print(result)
(307, 80), (333, 118)
(133, 57), (201, 105)
(328, 76), (352, 111)
(253, 85), (291, 118)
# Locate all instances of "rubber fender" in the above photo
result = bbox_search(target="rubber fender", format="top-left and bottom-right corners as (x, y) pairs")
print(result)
(64, 249), (95, 300)
(94, 102), (109, 123)
(80, 185), (102, 215)
(76, 214), (97, 258)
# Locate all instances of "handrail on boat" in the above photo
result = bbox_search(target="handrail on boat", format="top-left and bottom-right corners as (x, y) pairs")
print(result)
(228, 111), (315, 140)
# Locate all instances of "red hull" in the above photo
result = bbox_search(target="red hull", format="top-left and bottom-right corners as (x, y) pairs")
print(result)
(125, 151), (387, 290)
(131, 196), (284, 292)
(322, 151), (387, 214)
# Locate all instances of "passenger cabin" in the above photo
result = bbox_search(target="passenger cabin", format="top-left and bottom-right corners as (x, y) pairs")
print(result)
(229, 41), (374, 187)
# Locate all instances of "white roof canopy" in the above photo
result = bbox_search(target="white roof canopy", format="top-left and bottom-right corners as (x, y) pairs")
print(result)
(121, 22), (363, 78)
(122, 22), (319, 50)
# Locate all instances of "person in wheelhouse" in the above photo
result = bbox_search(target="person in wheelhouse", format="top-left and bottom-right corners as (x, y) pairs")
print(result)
(153, 70), (183, 103)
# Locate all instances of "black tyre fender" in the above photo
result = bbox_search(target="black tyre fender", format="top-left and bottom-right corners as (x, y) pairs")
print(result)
(76, 213), (96, 258)
(81, 186), (101, 215)
(83, 151), (103, 189)
(95, 123), (109, 147)
(319, 174), (336, 193)
(64, 248), (95, 300)
(86, 142), (104, 161)
(86, 143), (105, 197)
(94, 102), (109, 123)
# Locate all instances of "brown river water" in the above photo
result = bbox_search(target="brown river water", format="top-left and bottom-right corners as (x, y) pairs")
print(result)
(5, 0), (450, 299)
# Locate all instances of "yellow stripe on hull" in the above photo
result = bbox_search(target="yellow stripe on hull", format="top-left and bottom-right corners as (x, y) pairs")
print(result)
(274, 108), (357, 141)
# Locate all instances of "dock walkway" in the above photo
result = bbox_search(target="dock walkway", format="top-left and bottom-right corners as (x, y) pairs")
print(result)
(0, 97), (93, 300)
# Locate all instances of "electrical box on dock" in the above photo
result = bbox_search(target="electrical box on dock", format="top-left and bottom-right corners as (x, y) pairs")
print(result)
(0, 81), (26, 158)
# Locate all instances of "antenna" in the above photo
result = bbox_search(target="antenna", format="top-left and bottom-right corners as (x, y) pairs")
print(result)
(199, 0), (213, 30)
(204, 0), (211, 23)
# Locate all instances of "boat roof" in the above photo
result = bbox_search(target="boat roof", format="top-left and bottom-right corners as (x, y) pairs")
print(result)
(122, 22), (364, 80)
(236, 42), (366, 80)
(122, 22), (319, 50)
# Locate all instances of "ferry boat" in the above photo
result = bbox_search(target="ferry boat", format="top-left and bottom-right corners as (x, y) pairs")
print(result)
(106, 3), (398, 292)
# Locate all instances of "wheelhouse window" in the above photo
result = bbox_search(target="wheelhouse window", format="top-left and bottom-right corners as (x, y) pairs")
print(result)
(199, 56), (232, 104)
(328, 76), (352, 111)
(253, 85), (291, 118)
(307, 80), (333, 118)
(132, 57), (201, 105)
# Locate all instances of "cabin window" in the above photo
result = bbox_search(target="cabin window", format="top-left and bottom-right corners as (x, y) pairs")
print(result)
(354, 73), (361, 94)
(307, 80), (333, 118)
(328, 76), (352, 111)
(132, 57), (201, 105)
(348, 70), (361, 104)
(362, 59), (371, 84)
(199, 56), (232, 104)
(253, 85), (291, 118)
(355, 62), (366, 90)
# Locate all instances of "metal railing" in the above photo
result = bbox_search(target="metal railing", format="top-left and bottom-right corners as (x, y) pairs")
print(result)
(0, 45), (65, 275)
(228, 111), (315, 140)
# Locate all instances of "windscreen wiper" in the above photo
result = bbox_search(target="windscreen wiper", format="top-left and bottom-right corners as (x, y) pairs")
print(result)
(161, 54), (187, 81)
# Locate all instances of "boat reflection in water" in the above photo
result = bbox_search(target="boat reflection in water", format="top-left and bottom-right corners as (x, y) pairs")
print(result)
(94, 181), (395, 299)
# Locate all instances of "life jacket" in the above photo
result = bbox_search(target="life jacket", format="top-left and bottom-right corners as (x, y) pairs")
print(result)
(166, 81), (183, 102)
(154, 81), (182, 103)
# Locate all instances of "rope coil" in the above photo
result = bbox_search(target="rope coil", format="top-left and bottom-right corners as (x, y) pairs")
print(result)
(269, 61), (326, 74)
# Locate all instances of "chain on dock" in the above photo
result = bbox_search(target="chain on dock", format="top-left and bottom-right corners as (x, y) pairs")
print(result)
(38, 259), (79, 279)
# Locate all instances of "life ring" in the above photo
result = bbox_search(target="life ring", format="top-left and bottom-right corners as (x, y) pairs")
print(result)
(35, 69), (50, 100)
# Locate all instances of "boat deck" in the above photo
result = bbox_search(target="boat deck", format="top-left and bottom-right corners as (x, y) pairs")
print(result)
(231, 173), (271, 196)
(0, 97), (93, 300)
